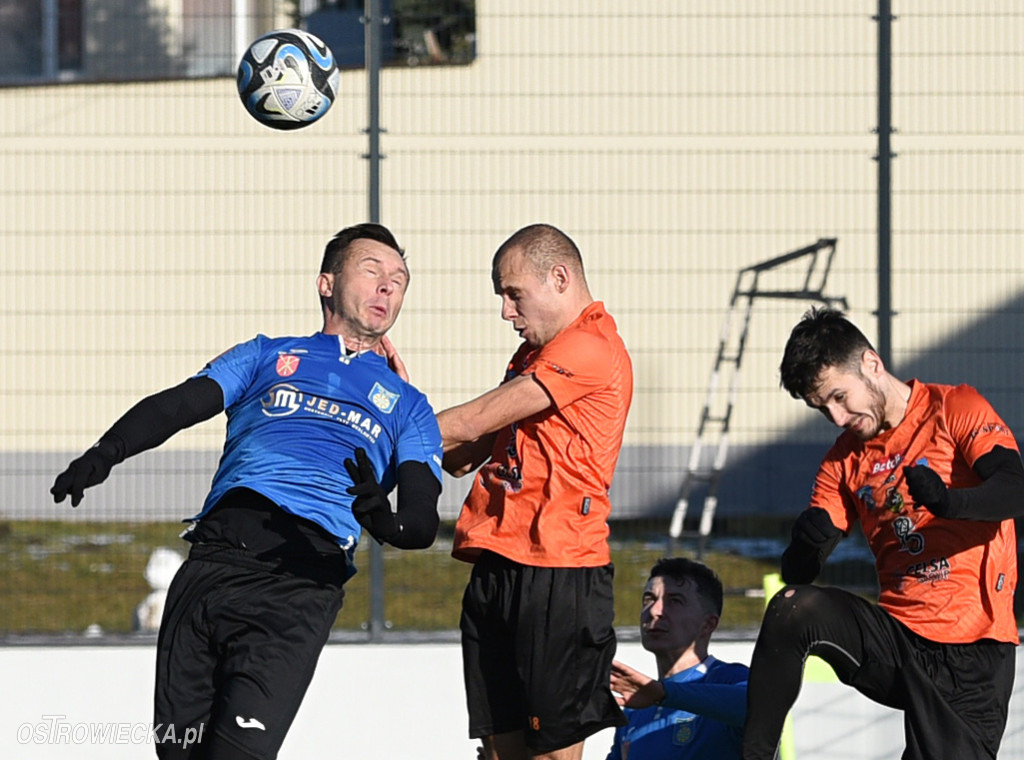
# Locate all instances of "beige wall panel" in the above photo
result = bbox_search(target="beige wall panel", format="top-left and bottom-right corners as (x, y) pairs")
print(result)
(2, 2), (1022, 466)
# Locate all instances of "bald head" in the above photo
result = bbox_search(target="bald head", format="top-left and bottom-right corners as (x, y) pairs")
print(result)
(492, 223), (587, 288)
(489, 224), (594, 347)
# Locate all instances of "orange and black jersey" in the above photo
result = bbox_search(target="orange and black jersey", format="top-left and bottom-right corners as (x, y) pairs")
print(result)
(452, 301), (633, 568)
(810, 380), (1019, 644)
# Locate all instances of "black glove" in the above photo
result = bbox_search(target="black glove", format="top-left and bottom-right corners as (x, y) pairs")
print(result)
(50, 438), (124, 507)
(344, 448), (400, 544)
(781, 507), (843, 584)
(904, 464), (952, 518)
(790, 506), (840, 548)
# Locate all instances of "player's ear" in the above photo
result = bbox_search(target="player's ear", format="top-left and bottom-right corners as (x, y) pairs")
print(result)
(702, 613), (720, 638)
(550, 263), (571, 293)
(860, 349), (884, 377)
(317, 272), (334, 298)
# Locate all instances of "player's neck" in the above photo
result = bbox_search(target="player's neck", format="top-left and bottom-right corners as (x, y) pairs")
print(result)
(321, 317), (383, 354)
(658, 645), (707, 679)
(882, 375), (913, 430)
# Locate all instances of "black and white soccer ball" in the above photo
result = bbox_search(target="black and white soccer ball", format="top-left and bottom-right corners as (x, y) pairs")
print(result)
(237, 29), (340, 130)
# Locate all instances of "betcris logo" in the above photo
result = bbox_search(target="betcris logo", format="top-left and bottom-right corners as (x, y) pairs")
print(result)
(260, 383), (303, 416)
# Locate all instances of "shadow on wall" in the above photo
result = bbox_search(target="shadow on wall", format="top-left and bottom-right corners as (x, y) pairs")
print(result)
(677, 290), (1024, 522)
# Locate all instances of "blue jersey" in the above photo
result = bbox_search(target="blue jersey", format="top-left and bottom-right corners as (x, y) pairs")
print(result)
(190, 332), (443, 550)
(608, 656), (749, 760)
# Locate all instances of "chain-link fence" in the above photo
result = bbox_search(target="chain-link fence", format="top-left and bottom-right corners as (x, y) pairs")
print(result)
(1, 2), (1023, 644)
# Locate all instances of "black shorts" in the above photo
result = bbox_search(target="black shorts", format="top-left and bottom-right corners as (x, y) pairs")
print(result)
(750, 585), (1016, 760)
(460, 551), (626, 754)
(154, 493), (349, 760)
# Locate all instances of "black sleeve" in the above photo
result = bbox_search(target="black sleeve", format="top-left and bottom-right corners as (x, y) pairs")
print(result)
(779, 507), (844, 585)
(100, 376), (225, 461)
(389, 460), (441, 549)
(945, 445), (1024, 521)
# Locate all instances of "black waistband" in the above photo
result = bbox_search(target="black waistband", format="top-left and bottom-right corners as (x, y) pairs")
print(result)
(188, 487), (345, 562)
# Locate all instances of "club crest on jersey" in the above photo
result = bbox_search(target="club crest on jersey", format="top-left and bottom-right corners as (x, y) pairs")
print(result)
(276, 354), (301, 377)
(369, 382), (399, 414)
(856, 485), (877, 511)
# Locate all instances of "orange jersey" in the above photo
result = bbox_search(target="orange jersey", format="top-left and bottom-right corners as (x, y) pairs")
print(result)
(810, 380), (1019, 644)
(452, 301), (633, 567)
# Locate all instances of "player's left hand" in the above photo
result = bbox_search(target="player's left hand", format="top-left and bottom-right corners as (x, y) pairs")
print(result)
(609, 659), (666, 709)
(344, 448), (400, 544)
(904, 464), (952, 517)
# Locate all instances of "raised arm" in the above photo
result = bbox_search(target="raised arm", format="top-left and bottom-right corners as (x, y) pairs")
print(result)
(437, 373), (554, 477)
(51, 376), (225, 506)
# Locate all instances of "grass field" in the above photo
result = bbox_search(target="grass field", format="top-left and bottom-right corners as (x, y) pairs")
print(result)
(0, 519), (849, 636)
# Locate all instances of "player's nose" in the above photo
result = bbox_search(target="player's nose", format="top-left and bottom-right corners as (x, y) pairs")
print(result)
(500, 298), (517, 321)
(829, 405), (851, 427)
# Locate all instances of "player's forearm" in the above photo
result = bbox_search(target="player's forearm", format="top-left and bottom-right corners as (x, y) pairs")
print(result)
(441, 434), (496, 477)
(390, 461), (442, 549)
(944, 446), (1024, 521)
(660, 681), (747, 726)
(437, 405), (487, 450)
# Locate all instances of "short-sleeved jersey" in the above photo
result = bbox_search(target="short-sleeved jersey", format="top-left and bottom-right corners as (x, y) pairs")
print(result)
(810, 380), (1019, 644)
(452, 301), (633, 567)
(607, 656), (748, 760)
(190, 332), (443, 550)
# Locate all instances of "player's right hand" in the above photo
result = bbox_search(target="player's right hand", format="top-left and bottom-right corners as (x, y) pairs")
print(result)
(50, 440), (121, 507)
(790, 507), (840, 549)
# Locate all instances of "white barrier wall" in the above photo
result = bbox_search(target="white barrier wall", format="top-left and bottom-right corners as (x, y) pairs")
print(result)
(0, 640), (915, 760)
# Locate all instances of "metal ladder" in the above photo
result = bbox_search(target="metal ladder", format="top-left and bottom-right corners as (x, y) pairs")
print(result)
(668, 238), (848, 556)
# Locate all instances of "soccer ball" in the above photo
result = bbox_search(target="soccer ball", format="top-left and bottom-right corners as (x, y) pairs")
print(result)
(237, 29), (340, 130)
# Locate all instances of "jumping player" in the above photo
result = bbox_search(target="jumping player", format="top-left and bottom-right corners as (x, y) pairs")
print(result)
(742, 307), (1023, 760)
(438, 224), (634, 760)
(51, 223), (443, 760)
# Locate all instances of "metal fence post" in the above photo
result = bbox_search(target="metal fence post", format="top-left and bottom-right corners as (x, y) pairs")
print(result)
(364, 0), (387, 642)
(875, 0), (895, 368)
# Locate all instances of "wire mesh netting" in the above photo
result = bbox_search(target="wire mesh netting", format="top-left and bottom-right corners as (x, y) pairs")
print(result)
(1, 2), (1023, 655)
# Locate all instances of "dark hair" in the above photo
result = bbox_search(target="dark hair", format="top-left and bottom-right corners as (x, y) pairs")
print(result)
(779, 307), (874, 399)
(491, 223), (586, 283)
(649, 557), (723, 616)
(319, 223), (404, 275)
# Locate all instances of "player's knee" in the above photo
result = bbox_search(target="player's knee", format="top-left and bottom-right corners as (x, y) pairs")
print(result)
(763, 583), (827, 634)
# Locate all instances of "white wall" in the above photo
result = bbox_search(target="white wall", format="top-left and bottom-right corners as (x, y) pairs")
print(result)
(0, 640), (915, 760)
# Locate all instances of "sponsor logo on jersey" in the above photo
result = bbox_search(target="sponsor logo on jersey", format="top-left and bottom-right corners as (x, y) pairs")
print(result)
(260, 383), (303, 416)
(905, 555), (950, 585)
(856, 485), (877, 511)
(259, 383), (383, 442)
(276, 354), (301, 377)
(893, 515), (924, 555)
(369, 382), (399, 414)
(871, 453), (903, 474)
(969, 423), (1011, 440)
